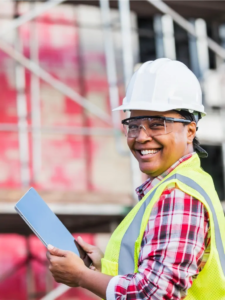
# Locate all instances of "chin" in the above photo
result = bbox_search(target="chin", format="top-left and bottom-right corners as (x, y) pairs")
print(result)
(139, 162), (160, 177)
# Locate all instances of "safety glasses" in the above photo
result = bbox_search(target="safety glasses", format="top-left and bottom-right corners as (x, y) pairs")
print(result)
(121, 116), (191, 138)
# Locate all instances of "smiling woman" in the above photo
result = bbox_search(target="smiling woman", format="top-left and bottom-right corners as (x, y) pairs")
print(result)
(47, 59), (225, 300)
(125, 110), (195, 178)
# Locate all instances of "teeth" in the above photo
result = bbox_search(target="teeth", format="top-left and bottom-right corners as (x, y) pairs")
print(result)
(141, 149), (159, 155)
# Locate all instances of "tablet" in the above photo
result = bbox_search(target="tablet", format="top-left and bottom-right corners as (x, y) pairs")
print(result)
(15, 188), (91, 266)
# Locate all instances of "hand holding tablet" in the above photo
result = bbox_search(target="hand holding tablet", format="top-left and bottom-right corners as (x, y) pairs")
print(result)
(15, 187), (92, 267)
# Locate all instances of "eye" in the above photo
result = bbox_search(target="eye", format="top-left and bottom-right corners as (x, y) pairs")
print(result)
(149, 121), (164, 128)
(128, 124), (138, 130)
(152, 123), (164, 127)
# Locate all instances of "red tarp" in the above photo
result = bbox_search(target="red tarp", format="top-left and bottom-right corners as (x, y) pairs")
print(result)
(0, 233), (100, 300)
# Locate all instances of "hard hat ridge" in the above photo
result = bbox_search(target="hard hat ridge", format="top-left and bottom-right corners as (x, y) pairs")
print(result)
(143, 57), (170, 74)
(113, 58), (205, 117)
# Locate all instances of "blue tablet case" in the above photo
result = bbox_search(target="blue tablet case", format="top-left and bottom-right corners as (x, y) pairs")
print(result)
(15, 187), (79, 256)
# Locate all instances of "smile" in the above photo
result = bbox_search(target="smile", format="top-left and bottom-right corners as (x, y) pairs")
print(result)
(138, 149), (161, 156)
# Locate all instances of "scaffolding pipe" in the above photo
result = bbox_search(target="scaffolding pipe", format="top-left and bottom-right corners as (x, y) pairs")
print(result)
(14, 3), (30, 187)
(0, 39), (111, 125)
(118, 0), (134, 88)
(220, 109), (225, 199)
(147, 0), (225, 59)
(188, 20), (201, 78)
(161, 14), (176, 60)
(40, 284), (70, 300)
(154, 15), (165, 58)
(0, 123), (115, 135)
(0, 0), (66, 37)
(30, 1), (42, 181)
(99, 0), (128, 155)
(118, 0), (143, 201)
(154, 14), (176, 60)
(195, 18), (210, 76)
(76, 17), (93, 190)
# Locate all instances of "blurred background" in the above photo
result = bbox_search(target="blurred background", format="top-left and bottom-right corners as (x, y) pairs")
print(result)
(0, 0), (225, 299)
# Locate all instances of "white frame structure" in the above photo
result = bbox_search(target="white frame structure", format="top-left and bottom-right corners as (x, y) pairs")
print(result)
(1, 0), (225, 299)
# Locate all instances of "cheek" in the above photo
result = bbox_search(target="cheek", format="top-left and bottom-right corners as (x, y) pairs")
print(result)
(173, 129), (187, 148)
(154, 135), (172, 152)
(156, 133), (185, 155)
(162, 132), (186, 157)
(127, 138), (135, 153)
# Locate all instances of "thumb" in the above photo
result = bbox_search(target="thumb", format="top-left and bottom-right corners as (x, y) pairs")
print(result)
(76, 236), (93, 253)
(47, 244), (67, 257)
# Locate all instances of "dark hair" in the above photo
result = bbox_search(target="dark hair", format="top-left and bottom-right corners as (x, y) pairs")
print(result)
(193, 136), (200, 151)
(176, 110), (208, 158)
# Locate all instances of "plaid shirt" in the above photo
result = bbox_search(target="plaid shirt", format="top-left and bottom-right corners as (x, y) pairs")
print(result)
(106, 153), (210, 300)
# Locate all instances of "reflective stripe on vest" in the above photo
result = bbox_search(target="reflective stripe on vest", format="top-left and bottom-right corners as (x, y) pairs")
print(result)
(118, 174), (225, 275)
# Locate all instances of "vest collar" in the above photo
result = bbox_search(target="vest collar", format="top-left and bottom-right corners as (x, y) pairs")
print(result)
(136, 152), (198, 200)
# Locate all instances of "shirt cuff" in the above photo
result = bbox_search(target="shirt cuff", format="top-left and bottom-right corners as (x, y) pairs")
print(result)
(106, 275), (121, 300)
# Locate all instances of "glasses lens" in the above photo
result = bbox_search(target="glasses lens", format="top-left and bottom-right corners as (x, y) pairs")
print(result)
(163, 120), (173, 135)
(148, 119), (173, 136)
(123, 120), (139, 137)
(124, 118), (173, 138)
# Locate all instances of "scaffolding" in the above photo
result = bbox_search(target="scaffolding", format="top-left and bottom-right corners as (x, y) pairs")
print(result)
(1, 0), (225, 299)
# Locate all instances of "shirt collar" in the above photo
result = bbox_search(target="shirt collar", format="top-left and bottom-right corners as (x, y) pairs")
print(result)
(135, 152), (196, 201)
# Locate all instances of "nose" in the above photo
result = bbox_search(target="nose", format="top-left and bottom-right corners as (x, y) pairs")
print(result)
(135, 125), (152, 143)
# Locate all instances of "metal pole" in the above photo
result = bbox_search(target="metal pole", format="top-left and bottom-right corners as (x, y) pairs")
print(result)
(99, 0), (128, 155)
(147, 0), (225, 60)
(77, 18), (93, 190)
(0, 39), (111, 125)
(30, 1), (42, 182)
(0, 123), (115, 135)
(161, 14), (176, 60)
(218, 27), (225, 200)
(220, 109), (225, 201)
(195, 18), (209, 76)
(26, 238), (35, 300)
(0, 0), (66, 38)
(40, 284), (70, 300)
(212, 22), (223, 69)
(154, 14), (176, 60)
(118, 0), (134, 88)
(14, 3), (30, 187)
(153, 15), (165, 58)
(222, 141), (225, 201)
(118, 0), (143, 202)
(188, 19), (201, 78)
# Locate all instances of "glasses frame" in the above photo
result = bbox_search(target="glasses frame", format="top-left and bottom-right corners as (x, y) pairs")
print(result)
(121, 115), (192, 125)
(121, 116), (192, 138)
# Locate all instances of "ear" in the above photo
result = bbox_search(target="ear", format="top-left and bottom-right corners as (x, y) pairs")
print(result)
(187, 122), (196, 144)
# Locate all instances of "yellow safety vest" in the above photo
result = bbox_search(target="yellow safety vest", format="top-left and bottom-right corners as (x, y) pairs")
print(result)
(101, 154), (225, 299)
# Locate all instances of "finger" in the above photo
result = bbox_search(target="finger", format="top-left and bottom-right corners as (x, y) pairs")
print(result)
(49, 264), (53, 272)
(90, 265), (96, 271)
(46, 251), (51, 261)
(47, 244), (67, 257)
(49, 254), (57, 264)
(76, 236), (93, 253)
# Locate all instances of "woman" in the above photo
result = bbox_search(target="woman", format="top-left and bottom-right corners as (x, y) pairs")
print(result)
(47, 59), (225, 300)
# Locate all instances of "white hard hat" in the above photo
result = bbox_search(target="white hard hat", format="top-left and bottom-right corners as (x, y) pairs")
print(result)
(113, 58), (205, 116)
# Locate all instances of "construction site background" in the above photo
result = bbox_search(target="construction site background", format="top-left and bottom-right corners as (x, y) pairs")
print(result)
(1, 1), (225, 300)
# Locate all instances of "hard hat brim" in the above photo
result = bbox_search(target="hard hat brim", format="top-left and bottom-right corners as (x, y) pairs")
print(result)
(113, 102), (206, 117)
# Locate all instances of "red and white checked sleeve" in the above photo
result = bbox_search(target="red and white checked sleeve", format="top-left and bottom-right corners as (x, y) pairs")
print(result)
(106, 185), (209, 300)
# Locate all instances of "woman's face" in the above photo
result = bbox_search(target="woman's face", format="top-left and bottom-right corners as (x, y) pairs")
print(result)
(127, 110), (196, 178)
